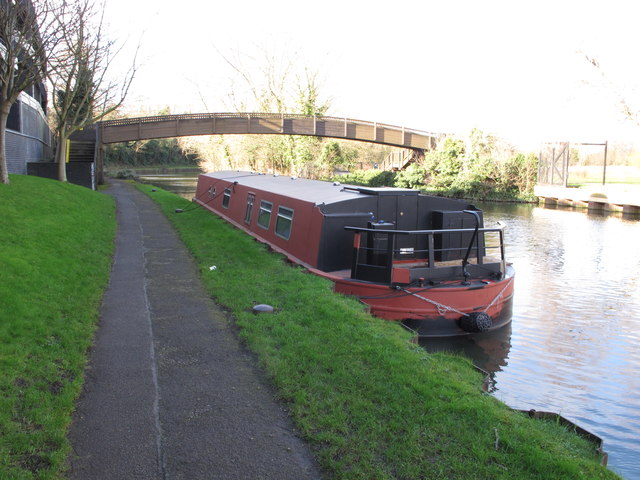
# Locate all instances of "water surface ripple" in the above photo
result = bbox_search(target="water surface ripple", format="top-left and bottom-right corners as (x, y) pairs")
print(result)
(424, 203), (640, 479)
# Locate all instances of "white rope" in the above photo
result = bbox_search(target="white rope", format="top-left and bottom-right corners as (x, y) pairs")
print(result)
(400, 289), (467, 317)
(401, 275), (514, 318)
(482, 276), (514, 313)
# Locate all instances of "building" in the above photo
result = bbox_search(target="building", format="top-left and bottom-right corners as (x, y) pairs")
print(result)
(6, 80), (52, 174)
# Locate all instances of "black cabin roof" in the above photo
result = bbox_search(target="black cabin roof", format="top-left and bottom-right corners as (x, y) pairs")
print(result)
(202, 171), (418, 206)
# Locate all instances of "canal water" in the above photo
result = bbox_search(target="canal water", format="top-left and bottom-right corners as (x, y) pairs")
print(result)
(427, 202), (640, 480)
(136, 171), (640, 479)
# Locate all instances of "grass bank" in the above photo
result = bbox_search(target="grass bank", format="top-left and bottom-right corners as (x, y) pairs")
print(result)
(140, 184), (617, 479)
(0, 175), (115, 479)
(568, 165), (640, 185)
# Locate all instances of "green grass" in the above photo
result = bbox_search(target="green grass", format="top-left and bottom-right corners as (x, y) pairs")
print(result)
(567, 165), (640, 185)
(0, 175), (115, 479)
(139, 183), (618, 480)
(0, 175), (618, 479)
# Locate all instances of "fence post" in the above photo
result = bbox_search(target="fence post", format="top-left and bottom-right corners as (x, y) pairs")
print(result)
(602, 140), (608, 185)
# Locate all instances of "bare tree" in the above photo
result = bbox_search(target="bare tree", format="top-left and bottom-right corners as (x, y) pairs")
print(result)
(0, 0), (64, 184)
(583, 52), (640, 128)
(48, 0), (136, 182)
(205, 45), (333, 176)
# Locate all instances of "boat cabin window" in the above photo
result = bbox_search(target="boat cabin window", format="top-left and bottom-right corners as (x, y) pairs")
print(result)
(275, 207), (294, 240)
(222, 188), (231, 208)
(244, 193), (255, 224)
(258, 200), (273, 229)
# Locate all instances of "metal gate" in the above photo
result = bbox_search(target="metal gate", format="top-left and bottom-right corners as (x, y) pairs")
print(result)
(538, 142), (569, 186)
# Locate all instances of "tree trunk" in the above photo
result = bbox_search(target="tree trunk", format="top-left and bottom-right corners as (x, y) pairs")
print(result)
(56, 129), (68, 182)
(0, 109), (10, 184)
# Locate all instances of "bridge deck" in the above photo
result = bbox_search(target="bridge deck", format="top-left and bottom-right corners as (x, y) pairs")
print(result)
(98, 113), (440, 151)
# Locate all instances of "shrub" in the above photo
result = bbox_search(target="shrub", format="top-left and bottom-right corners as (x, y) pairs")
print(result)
(334, 132), (538, 201)
(394, 164), (427, 189)
(113, 169), (137, 180)
(331, 169), (396, 187)
(421, 134), (537, 200)
(105, 138), (198, 167)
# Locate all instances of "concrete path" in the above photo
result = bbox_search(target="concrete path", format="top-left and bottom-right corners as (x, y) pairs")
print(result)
(68, 181), (322, 480)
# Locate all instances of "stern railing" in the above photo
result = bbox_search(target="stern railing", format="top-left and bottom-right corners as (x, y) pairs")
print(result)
(345, 223), (507, 286)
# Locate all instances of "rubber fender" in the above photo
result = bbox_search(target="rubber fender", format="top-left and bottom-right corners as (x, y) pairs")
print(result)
(459, 312), (492, 333)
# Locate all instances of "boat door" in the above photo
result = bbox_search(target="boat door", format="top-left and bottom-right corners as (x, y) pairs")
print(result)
(396, 194), (419, 257)
(376, 193), (419, 258)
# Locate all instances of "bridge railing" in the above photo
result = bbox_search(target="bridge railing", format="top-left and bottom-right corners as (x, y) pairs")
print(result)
(99, 112), (439, 138)
(97, 112), (441, 151)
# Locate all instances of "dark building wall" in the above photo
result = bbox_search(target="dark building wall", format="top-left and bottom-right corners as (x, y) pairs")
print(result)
(6, 92), (52, 175)
(7, 133), (46, 174)
(27, 162), (95, 190)
(22, 98), (49, 141)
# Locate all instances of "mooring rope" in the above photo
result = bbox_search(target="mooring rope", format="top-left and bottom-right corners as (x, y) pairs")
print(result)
(400, 288), (467, 317)
(482, 276), (514, 313)
(400, 275), (514, 317)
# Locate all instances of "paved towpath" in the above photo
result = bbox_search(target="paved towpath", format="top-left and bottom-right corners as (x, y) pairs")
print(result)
(68, 180), (322, 479)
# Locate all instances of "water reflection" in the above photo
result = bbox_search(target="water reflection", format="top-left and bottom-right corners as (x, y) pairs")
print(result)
(420, 323), (512, 392)
(456, 203), (640, 479)
(114, 167), (201, 200)
(136, 172), (200, 200)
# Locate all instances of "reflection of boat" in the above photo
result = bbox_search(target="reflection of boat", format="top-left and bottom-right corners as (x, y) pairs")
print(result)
(194, 171), (515, 336)
(413, 322), (513, 388)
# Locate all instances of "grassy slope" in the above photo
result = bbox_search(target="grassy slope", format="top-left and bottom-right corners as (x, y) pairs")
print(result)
(0, 175), (115, 479)
(140, 184), (618, 480)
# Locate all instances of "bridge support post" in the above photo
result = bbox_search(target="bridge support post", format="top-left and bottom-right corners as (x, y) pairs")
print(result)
(94, 143), (105, 186)
(95, 126), (104, 186)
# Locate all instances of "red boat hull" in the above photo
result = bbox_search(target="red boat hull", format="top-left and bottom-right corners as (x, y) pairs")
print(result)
(321, 268), (515, 336)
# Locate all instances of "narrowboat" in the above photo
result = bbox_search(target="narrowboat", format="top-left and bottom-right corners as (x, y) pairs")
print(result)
(194, 171), (514, 336)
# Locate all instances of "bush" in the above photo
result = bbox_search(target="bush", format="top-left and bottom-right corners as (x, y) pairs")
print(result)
(333, 132), (538, 202)
(331, 169), (396, 187)
(394, 164), (427, 189)
(419, 134), (537, 201)
(104, 138), (199, 167)
(113, 169), (137, 180)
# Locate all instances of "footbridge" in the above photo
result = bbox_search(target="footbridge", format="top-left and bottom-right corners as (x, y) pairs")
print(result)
(96, 112), (441, 151)
(69, 113), (442, 185)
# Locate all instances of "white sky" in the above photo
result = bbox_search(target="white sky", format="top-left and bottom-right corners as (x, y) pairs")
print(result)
(102, 0), (640, 149)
